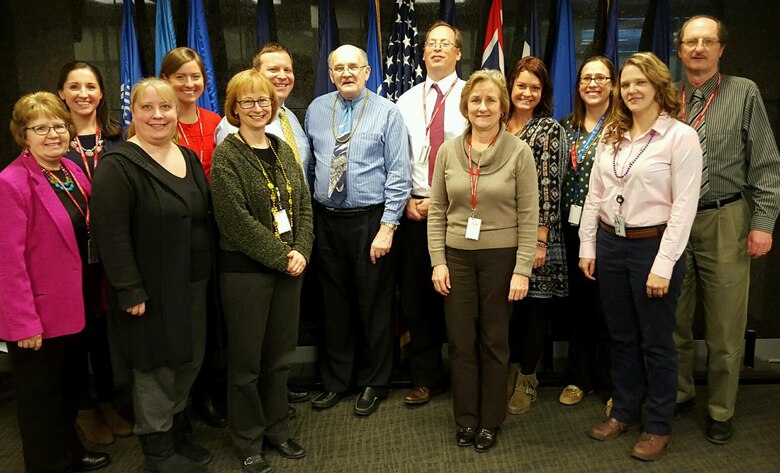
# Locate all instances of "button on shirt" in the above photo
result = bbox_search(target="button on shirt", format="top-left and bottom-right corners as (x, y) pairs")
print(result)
(305, 89), (412, 225)
(213, 105), (312, 185)
(579, 114), (703, 278)
(395, 71), (467, 196)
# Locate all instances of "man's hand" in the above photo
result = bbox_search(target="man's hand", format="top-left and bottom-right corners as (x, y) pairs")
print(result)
(748, 230), (773, 259)
(126, 302), (146, 317)
(404, 198), (424, 221)
(415, 198), (430, 219)
(370, 225), (395, 263)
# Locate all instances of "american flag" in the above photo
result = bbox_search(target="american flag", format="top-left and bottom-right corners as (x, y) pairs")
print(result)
(383, 0), (423, 102)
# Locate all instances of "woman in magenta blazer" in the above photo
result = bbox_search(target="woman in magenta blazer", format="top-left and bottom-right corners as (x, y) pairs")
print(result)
(0, 92), (110, 472)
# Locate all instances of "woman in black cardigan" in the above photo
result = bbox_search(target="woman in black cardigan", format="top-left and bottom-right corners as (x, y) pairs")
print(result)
(211, 69), (313, 473)
(91, 78), (213, 473)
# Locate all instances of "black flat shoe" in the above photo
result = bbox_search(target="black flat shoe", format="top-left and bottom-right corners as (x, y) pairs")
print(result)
(473, 428), (497, 452)
(311, 391), (346, 409)
(287, 389), (311, 404)
(193, 395), (228, 428)
(706, 416), (733, 444)
(76, 451), (111, 472)
(271, 439), (306, 459)
(241, 454), (272, 473)
(455, 427), (475, 447)
(354, 387), (387, 416)
(674, 398), (696, 418)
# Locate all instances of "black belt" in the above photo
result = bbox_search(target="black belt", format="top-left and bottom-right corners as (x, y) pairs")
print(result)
(599, 220), (667, 239)
(315, 201), (383, 215)
(698, 193), (742, 211)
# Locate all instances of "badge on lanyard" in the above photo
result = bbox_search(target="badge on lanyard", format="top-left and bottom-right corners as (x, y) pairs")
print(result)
(275, 209), (292, 234)
(465, 216), (482, 240)
(418, 144), (431, 164)
(568, 204), (583, 225)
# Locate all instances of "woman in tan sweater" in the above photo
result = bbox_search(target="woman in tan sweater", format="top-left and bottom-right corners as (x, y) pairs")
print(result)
(428, 69), (538, 452)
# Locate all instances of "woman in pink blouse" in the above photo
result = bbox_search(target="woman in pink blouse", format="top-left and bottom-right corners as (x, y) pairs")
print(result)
(578, 52), (702, 461)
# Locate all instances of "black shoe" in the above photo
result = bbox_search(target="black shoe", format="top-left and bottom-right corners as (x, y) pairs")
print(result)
(311, 391), (345, 410)
(354, 387), (386, 416)
(674, 398), (696, 418)
(172, 412), (214, 465)
(288, 406), (297, 419)
(287, 389), (311, 404)
(241, 454), (272, 473)
(193, 395), (228, 428)
(76, 451), (111, 472)
(455, 427), (475, 447)
(270, 439), (306, 459)
(706, 416), (733, 444)
(473, 428), (497, 452)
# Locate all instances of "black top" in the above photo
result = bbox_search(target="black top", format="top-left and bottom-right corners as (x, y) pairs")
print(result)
(63, 133), (120, 180)
(48, 168), (89, 264)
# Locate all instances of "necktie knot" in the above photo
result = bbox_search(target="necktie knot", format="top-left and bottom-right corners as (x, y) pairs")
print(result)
(692, 89), (705, 103)
(432, 83), (443, 97)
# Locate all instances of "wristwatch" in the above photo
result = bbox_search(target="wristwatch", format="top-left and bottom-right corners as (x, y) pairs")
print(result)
(380, 221), (398, 231)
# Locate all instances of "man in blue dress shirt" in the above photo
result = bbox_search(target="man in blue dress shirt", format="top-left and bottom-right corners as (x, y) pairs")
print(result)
(305, 44), (411, 417)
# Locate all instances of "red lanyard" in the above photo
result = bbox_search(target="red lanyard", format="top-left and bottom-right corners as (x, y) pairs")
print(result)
(73, 129), (101, 181)
(43, 166), (90, 230)
(467, 131), (500, 212)
(680, 73), (722, 127)
(423, 78), (459, 139)
(178, 108), (205, 162)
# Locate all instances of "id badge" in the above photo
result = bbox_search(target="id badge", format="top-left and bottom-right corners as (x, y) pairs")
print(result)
(568, 204), (583, 225)
(465, 217), (482, 240)
(418, 144), (431, 164)
(275, 210), (292, 234)
(613, 214), (626, 237)
(87, 238), (99, 264)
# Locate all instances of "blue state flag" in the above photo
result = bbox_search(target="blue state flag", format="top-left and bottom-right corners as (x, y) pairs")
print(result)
(383, 0), (423, 102)
(481, 0), (504, 73)
(155, 0), (176, 76)
(120, 0), (143, 129)
(549, 0), (575, 120)
(366, 0), (384, 96)
(604, 0), (619, 67)
(640, 0), (671, 65)
(187, 0), (219, 113)
(314, 0), (340, 98)
(256, 0), (274, 47)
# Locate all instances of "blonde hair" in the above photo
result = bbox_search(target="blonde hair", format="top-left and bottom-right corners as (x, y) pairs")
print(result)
(224, 70), (279, 128)
(126, 78), (180, 143)
(10, 91), (73, 147)
(459, 69), (509, 133)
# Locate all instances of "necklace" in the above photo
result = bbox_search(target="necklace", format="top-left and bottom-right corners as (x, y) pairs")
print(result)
(612, 130), (657, 180)
(71, 129), (103, 181)
(331, 92), (370, 143)
(42, 165), (75, 192)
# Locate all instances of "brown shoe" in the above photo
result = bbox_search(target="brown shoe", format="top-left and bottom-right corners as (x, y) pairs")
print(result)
(77, 408), (115, 445)
(632, 432), (671, 460)
(404, 386), (432, 405)
(589, 417), (639, 441)
(98, 402), (134, 437)
(507, 372), (537, 415)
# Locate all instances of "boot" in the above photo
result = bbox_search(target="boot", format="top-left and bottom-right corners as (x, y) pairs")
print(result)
(98, 402), (134, 437)
(138, 431), (206, 473)
(173, 412), (213, 465)
(77, 408), (115, 446)
(507, 372), (538, 415)
(506, 363), (520, 399)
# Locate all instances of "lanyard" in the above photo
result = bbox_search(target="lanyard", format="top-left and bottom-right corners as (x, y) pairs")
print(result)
(423, 78), (458, 139)
(467, 131), (500, 213)
(42, 165), (90, 230)
(570, 113), (606, 172)
(680, 73), (722, 127)
(73, 129), (101, 181)
(178, 108), (205, 163)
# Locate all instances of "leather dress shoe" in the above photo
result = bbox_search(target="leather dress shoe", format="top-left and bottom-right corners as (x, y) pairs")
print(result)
(455, 427), (475, 447)
(76, 451), (111, 472)
(632, 432), (671, 461)
(473, 428), (497, 452)
(404, 386), (432, 405)
(241, 453), (272, 473)
(193, 395), (227, 428)
(287, 389), (311, 404)
(706, 416), (733, 444)
(589, 418), (639, 441)
(354, 387), (386, 416)
(270, 439), (306, 459)
(674, 398), (696, 418)
(311, 391), (345, 410)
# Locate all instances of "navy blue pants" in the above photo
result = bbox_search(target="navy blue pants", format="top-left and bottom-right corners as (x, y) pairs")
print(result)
(596, 229), (684, 435)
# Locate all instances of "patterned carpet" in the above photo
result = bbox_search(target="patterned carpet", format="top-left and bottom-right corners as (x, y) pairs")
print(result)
(1, 384), (779, 472)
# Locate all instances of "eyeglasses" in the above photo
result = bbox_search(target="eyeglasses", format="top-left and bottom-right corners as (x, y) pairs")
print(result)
(425, 40), (456, 50)
(681, 37), (720, 48)
(580, 76), (611, 85)
(237, 97), (272, 109)
(26, 124), (68, 136)
(330, 65), (368, 75)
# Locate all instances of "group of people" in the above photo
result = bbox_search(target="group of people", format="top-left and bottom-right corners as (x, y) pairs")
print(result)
(1, 13), (778, 473)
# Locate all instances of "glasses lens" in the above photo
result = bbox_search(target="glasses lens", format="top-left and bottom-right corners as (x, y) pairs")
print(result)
(53, 125), (68, 134)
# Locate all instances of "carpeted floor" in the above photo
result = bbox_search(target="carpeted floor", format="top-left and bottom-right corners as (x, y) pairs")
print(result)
(1, 384), (779, 472)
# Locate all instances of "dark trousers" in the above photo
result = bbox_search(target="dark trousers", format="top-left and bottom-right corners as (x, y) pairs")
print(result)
(596, 229), (684, 435)
(191, 280), (228, 408)
(8, 334), (84, 473)
(444, 247), (515, 430)
(78, 314), (116, 409)
(223, 271), (301, 456)
(399, 216), (445, 388)
(563, 222), (612, 396)
(509, 297), (551, 374)
(315, 205), (395, 392)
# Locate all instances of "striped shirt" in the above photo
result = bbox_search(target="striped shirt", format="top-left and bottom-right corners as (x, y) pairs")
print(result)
(680, 74), (780, 232)
(305, 89), (412, 225)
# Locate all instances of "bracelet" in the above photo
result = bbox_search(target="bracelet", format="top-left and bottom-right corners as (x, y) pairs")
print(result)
(536, 240), (547, 248)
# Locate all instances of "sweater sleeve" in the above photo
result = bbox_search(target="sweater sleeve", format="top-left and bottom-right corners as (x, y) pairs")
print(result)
(427, 141), (450, 267)
(514, 142), (540, 276)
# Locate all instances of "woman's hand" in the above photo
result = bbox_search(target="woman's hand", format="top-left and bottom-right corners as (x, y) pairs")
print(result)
(286, 250), (307, 277)
(126, 302), (146, 317)
(508, 274), (529, 301)
(579, 258), (596, 281)
(432, 264), (451, 296)
(17, 334), (42, 350)
(646, 272), (670, 298)
(534, 245), (547, 269)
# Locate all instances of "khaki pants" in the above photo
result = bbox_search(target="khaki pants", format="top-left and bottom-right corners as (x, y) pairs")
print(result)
(674, 199), (750, 422)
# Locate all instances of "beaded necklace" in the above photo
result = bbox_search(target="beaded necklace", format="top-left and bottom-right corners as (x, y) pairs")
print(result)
(42, 165), (75, 191)
(70, 129), (103, 181)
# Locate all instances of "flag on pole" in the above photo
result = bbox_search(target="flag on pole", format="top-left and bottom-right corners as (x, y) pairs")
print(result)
(480, 0), (504, 73)
(604, 0), (619, 67)
(366, 0), (384, 96)
(155, 0), (177, 76)
(383, 0), (423, 102)
(441, 0), (456, 25)
(256, 0), (275, 47)
(549, 0), (576, 120)
(187, 0), (219, 113)
(639, 0), (670, 65)
(518, 0), (541, 58)
(314, 0), (340, 98)
(120, 0), (143, 129)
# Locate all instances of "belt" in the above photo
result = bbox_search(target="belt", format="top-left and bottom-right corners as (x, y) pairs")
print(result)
(599, 220), (667, 239)
(698, 193), (742, 211)
(315, 201), (383, 215)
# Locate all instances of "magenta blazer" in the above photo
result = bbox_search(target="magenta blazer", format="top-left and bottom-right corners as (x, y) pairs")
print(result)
(0, 151), (90, 342)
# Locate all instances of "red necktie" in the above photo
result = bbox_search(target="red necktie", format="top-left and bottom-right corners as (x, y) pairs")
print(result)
(428, 84), (445, 186)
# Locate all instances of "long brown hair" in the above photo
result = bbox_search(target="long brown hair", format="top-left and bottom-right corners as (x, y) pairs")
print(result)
(569, 56), (617, 129)
(506, 56), (553, 119)
(57, 61), (122, 139)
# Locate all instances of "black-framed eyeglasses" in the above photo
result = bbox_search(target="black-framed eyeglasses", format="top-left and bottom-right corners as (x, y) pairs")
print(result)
(237, 97), (272, 109)
(425, 40), (456, 50)
(26, 124), (68, 136)
(579, 76), (611, 85)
